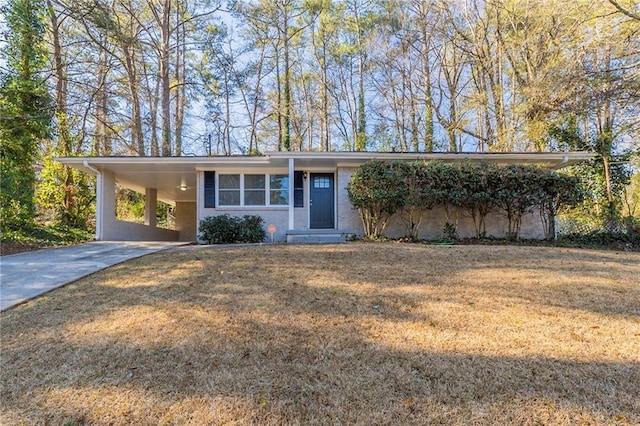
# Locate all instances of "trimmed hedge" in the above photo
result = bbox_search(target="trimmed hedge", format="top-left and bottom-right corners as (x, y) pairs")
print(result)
(198, 214), (266, 244)
(347, 160), (583, 240)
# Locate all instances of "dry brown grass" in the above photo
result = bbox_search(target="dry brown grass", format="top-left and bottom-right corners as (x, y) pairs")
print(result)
(1, 243), (639, 425)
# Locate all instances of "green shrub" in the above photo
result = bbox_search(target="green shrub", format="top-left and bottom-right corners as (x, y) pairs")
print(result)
(348, 160), (584, 241)
(198, 214), (265, 244)
(558, 231), (640, 250)
(347, 160), (406, 239)
(239, 215), (267, 243)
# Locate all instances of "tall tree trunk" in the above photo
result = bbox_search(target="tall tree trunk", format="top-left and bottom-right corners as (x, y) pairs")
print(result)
(274, 38), (283, 151)
(48, 0), (75, 223)
(95, 35), (111, 156)
(224, 69), (231, 155)
(356, 54), (366, 151)
(321, 28), (330, 151)
(354, 1), (366, 151)
(123, 43), (145, 155)
(282, 0), (292, 151)
(419, 3), (434, 152)
(149, 76), (160, 156)
(174, 0), (186, 157)
(160, 0), (172, 156)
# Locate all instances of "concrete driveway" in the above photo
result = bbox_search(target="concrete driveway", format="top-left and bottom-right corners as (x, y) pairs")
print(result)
(0, 241), (185, 311)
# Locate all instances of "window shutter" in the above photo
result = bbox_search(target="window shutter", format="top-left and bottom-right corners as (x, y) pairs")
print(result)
(294, 171), (304, 207)
(204, 171), (215, 208)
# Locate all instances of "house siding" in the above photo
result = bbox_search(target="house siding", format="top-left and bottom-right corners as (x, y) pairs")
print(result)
(337, 167), (361, 233)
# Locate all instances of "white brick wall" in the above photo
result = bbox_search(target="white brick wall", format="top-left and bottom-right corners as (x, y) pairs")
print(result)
(337, 167), (362, 234)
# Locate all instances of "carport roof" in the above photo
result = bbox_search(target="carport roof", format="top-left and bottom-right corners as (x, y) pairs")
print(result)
(57, 151), (595, 204)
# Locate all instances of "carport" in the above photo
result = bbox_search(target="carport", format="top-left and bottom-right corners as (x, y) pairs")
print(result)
(57, 157), (202, 242)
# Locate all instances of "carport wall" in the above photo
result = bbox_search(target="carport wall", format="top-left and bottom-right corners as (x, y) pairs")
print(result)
(98, 169), (179, 241)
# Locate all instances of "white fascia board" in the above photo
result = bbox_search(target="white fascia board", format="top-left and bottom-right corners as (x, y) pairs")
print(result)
(266, 151), (595, 161)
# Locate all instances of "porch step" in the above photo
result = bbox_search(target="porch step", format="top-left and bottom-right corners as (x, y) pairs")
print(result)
(286, 229), (355, 243)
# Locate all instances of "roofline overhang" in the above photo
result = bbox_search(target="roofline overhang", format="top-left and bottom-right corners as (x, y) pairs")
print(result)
(57, 150), (596, 172)
(56, 155), (273, 174)
(55, 152), (595, 202)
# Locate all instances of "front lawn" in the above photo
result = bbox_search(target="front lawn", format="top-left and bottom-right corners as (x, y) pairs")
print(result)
(1, 244), (638, 425)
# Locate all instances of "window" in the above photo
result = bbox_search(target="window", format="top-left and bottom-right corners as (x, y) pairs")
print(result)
(218, 174), (240, 206)
(314, 176), (331, 189)
(215, 173), (290, 207)
(244, 174), (266, 205)
(270, 175), (289, 205)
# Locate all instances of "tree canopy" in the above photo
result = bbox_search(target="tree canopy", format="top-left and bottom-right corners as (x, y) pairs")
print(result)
(0, 0), (638, 232)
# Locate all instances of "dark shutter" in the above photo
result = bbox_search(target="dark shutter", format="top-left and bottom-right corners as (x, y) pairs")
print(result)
(294, 171), (304, 207)
(204, 171), (215, 208)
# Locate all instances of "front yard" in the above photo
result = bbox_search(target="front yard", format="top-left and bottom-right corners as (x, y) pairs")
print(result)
(1, 244), (638, 425)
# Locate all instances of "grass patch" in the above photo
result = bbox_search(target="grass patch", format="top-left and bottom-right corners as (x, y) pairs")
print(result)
(1, 244), (639, 424)
(0, 224), (93, 255)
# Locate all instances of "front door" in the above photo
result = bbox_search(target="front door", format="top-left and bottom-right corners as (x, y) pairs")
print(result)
(309, 173), (335, 229)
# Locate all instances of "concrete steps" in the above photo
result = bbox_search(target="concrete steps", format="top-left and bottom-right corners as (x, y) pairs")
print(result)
(286, 230), (355, 243)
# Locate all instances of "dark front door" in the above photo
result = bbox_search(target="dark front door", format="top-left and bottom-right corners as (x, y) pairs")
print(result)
(310, 173), (335, 229)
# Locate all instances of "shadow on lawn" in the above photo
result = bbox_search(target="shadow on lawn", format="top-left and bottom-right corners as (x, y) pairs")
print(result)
(1, 244), (639, 424)
(1, 316), (639, 424)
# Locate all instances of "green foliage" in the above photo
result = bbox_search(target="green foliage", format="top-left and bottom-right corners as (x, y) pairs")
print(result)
(112, 187), (174, 227)
(198, 214), (266, 244)
(538, 172), (584, 239)
(0, 0), (53, 231)
(453, 162), (498, 238)
(36, 155), (95, 229)
(347, 160), (405, 238)
(115, 188), (145, 221)
(1, 222), (93, 247)
(562, 159), (632, 229)
(395, 161), (451, 240)
(443, 222), (458, 241)
(550, 121), (633, 229)
(557, 231), (640, 251)
(491, 165), (543, 239)
(348, 160), (584, 240)
(621, 168), (640, 232)
(238, 215), (267, 243)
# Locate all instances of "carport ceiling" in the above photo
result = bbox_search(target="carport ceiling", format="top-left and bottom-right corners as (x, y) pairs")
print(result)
(55, 156), (276, 205)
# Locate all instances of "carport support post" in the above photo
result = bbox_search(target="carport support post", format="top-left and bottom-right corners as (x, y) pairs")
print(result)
(100, 169), (117, 240)
(145, 188), (158, 228)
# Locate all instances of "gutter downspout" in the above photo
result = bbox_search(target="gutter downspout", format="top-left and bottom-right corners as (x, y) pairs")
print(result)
(83, 161), (103, 241)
